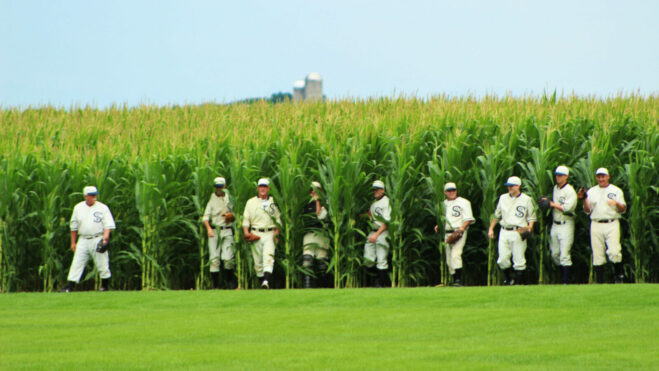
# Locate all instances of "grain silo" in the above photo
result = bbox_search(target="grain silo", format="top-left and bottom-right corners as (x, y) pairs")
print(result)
(293, 80), (305, 102)
(304, 72), (323, 101)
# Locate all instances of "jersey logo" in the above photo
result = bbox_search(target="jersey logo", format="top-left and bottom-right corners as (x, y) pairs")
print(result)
(558, 196), (566, 204)
(266, 204), (277, 216)
(374, 207), (383, 217)
(515, 206), (526, 218)
(607, 193), (616, 200)
(92, 211), (103, 223)
(451, 206), (462, 217)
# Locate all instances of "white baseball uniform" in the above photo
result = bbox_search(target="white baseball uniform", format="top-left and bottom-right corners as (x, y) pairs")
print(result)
(586, 184), (626, 265)
(67, 201), (116, 283)
(550, 183), (577, 266)
(444, 197), (475, 274)
(242, 196), (281, 277)
(303, 200), (329, 259)
(494, 193), (536, 270)
(203, 190), (235, 272)
(364, 195), (391, 270)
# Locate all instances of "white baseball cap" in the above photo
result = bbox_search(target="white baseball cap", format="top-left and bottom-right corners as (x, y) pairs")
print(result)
(257, 178), (270, 186)
(214, 177), (226, 187)
(504, 176), (522, 186)
(555, 166), (569, 176)
(372, 180), (385, 189)
(595, 168), (609, 175)
(444, 182), (457, 191)
(311, 181), (322, 189)
(83, 186), (98, 196)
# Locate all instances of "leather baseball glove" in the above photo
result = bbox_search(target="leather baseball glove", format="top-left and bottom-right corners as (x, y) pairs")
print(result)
(537, 196), (551, 210)
(446, 230), (463, 244)
(96, 239), (110, 253)
(517, 227), (532, 241)
(244, 233), (261, 242)
(224, 212), (235, 223)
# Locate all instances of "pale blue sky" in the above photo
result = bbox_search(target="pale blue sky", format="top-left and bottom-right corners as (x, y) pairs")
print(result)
(1, 0), (658, 108)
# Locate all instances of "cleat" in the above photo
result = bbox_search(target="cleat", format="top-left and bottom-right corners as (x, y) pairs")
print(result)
(261, 280), (270, 289)
(59, 288), (72, 293)
(452, 279), (463, 287)
(614, 275), (624, 284)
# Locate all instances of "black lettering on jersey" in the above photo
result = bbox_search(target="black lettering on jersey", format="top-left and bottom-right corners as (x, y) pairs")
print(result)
(93, 211), (103, 223)
(451, 206), (462, 217)
(374, 207), (383, 217)
(558, 196), (566, 205)
(515, 206), (526, 218)
(267, 204), (277, 216)
(607, 193), (616, 200)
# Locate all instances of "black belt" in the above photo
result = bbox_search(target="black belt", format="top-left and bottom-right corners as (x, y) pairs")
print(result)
(82, 234), (102, 239)
(212, 226), (232, 230)
(553, 221), (567, 225)
(251, 227), (275, 232)
(596, 219), (615, 223)
(501, 226), (519, 231)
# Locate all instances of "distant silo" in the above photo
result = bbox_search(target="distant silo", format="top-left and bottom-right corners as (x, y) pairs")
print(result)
(304, 72), (323, 101)
(293, 80), (305, 102)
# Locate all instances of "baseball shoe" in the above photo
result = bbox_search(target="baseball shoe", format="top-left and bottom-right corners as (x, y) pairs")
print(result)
(261, 280), (270, 289)
(59, 287), (72, 293)
(614, 275), (624, 284)
(451, 279), (462, 287)
(99, 287), (109, 292)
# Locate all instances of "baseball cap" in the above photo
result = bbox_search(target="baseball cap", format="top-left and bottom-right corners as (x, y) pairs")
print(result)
(257, 178), (270, 186)
(555, 166), (569, 176)
(504, 176), (522, 186)
(311, 181), (322, 189)
(372, 180), (385, 189)
(214, 177), (226, 187)
(595, 168), (609, 176)
(83, 186), (98, 196)
(444, 182), (457, 191)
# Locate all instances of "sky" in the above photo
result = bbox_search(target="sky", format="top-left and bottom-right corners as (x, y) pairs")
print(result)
(1, 0), (658, 108)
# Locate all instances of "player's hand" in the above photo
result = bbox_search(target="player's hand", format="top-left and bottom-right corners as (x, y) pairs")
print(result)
(368, 233), (378, 243)
(70, 242), (77, 252)
(577, 187), (587, 200)
(434, 225), (438, 233)
(488, 229), (495, 239)
(607, 199), (617, 207)
(207, 229), (215, 238)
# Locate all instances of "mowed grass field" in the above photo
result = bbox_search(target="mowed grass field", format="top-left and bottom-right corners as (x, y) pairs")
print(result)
(1, 286), (657, 370)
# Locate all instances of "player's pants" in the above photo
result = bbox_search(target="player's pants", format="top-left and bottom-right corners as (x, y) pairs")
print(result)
(550, 221), (574, 266)
(445, 231), (467, 275)
(590, 219), (622, 266)
(364, 231), (389, 270)
(497, 229), (527, 271)
(251, 230), (276, 277)
(303, 232), (329, 260)
(208, 228), (235, 272)
(67, 236), (111, 282)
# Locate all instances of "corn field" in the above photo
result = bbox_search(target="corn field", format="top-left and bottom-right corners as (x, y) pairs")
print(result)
(1, 96), (657, 292)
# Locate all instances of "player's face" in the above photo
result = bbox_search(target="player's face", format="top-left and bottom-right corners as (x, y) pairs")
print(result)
(257, 185), (269, 198)
(444, 189), (457, 200)
(596, 174), (610, 187)
(555, 174), (568, 186)
(373, 188), (385, 199)
(215, 185), (225, 195)
(310, 189), (318, 198)
(507, 185), (521, 196)
(84, 194), (97, 205)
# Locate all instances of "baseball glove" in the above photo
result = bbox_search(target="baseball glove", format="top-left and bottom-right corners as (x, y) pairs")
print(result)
(96, 239), (110, 253)
(537, 196), (551, 210)
(446, 230), (463, 244)
(244, 233), (261, 242)
(517, 227), (532, 241)
(577, 187), (587, 200)
(224, 212), (235, 224)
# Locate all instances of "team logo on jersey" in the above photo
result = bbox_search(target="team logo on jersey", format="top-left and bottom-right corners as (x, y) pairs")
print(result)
(93, 211), (103, 223)
(374, 207), (383, 217)
(266, 204), (277, 216)
(607, 193), (616, 200)
(515, 206), (526, 218)
(451, 206), (462, 217)
(558, 196), (566, 204)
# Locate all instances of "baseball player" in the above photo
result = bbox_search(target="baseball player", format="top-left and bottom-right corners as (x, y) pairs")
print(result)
(546, 166), (577, 284)
(434, 182), (475, 286)
(202, 177), (236, 289)
(579, 168), (626, 284)
(60, 186), (116, 292)
(364, 180), (391, 288)
(488, 176), (536, 285)
(302, 181), (330, 288)
(242, 178), (281, 289)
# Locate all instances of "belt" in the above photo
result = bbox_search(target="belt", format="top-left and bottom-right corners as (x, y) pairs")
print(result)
(596, 219), (615, 223)
(212, 226), (232, 230)
(82, 234), (102, 239)
(445, 230), (455, 234)
(501, 226), (519, 231)
(251, 227), (275, 232)
(553, 221), (567, 225)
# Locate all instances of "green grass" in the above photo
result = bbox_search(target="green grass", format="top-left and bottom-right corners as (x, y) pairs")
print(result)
(1, 286), (657, 370)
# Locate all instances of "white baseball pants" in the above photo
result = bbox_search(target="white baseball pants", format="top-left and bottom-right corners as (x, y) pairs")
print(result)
(497, 229), (527, 270)
(550, 222), (574, 266)
(208, 228), (235, 272)
(67, 236), (111, 282)
(250, 230), (276, 277)
(590, 220), (622, 265)
(445, 231), (467, 274)
(364, 231), (389, 270)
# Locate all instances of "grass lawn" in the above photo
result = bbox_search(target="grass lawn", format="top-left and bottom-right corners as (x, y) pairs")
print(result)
(1, 285), (657, 370)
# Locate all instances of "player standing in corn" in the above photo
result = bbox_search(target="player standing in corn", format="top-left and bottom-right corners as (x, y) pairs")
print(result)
(301, 181), (330, 288)
(202, 177), (237, 289)
(434, 182), (475, 286)
(579, 168), (626, 284)
(242, 178), (281, 289)
(60, 186), (116, 292)
(364, 180), (391, 288)
(488, 176), (536, 285)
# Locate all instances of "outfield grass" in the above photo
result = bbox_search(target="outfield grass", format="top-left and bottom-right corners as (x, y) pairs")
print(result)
(1, 285), (657, 370)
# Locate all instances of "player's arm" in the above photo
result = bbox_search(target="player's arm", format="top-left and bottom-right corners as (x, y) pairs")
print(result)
(70, 230), (78, 252)
(103, 229), (112, 244)
(487, 218), (499, 239)
(459, 220), (473, 232)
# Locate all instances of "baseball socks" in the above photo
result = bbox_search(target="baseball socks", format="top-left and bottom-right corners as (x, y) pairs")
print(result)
(100, 278), (110, 291)
(594, 265), (605, 284)
(561, 266), (571, 284)
(262, 272), (272, 289)
(452, 269), (462, 286)
(613, 263), (624, 284)
(514, 270), (525, 285)
(224, 269), (237, 290)
(211, 272), (220, 289)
